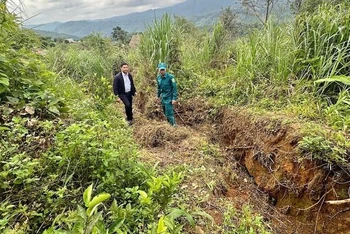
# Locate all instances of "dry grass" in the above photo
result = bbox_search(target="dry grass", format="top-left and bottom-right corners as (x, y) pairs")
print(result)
(133, 121), (190, 148)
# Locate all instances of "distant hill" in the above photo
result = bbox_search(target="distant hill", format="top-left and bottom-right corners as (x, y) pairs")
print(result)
(27, 22), (64, 31)
(26, 0), (290, 38)
(33, 30), (81, 40)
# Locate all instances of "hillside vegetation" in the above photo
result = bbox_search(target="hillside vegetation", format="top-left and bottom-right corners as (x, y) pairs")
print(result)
(1, 1), (350, 234)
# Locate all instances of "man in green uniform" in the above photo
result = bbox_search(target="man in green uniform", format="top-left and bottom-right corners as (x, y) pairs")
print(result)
(157, 62), (178, 126)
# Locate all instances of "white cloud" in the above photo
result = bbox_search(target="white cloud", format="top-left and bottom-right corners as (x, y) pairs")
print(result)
(8, 0), (185, 24)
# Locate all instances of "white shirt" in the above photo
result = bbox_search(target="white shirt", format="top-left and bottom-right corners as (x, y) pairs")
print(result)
(122, 72), (131, 93)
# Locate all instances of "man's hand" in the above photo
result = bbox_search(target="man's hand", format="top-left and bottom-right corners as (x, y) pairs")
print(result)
(172, 100), (177, 105)
(116, 98), (121, 103)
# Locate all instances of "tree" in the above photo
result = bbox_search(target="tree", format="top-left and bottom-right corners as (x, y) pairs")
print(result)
(174, 16), (196, 34)
(241, 0), (279, 24)
(219, 7), (238, 37)
(111, 26), (128, 44)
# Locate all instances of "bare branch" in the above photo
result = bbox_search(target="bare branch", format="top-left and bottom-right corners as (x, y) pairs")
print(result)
(325, 198), (350, 205)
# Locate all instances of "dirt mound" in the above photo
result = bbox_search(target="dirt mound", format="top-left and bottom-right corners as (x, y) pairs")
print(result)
(133, 121), (189, 148)
(174, 97), (216, 126)
(217, 108), (350, 234)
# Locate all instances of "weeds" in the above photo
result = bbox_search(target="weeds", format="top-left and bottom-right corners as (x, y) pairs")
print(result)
(223, 205), (271, 234)
(299, 123), (350, 165)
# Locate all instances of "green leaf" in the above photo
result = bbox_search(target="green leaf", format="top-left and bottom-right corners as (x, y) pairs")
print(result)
(0, 126), (10, 131)
(6, 96), (19, 104)
(0, 72), (8, 78)
(315, 76), (350, 85)
(85, 212), (102, 234)
(0, 54), (7, 63)
(168, 208), (195, 227)
(137, 190), (148, 198)
(88, 193), (111, 208)
(108, 218), (125, 233)
(157, 216), (167, 234)
(86, 193), (111, 216)
(58, 106), (70, 113)
(49, 106), (60, 115)
(0, 77), (9, 86)
(83, 184), (93, 207)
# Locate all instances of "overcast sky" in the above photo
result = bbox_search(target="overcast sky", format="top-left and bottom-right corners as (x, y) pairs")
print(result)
(9, 0), (186, 24)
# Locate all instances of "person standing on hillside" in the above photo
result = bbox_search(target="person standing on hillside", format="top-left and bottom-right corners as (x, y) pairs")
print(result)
(113, 62), (137, 125)
(157, 62), (178, 126)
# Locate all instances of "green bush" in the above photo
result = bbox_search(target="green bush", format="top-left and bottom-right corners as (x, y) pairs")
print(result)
(0, 3), (66, 118)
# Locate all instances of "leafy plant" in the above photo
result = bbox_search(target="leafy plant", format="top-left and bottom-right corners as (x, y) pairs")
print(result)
(44, 184), (118, 234)
(223, 205), (271, 234)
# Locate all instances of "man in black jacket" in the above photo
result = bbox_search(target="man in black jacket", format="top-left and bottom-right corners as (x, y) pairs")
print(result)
(113, 62), (137, 125)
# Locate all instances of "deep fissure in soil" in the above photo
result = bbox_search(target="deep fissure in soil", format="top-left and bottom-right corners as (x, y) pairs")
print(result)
(134, 98), (350, 234)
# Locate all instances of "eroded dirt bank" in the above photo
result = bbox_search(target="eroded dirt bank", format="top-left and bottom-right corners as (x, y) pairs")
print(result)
(133, 97), (350, 234)
(217, 108), (350, 234)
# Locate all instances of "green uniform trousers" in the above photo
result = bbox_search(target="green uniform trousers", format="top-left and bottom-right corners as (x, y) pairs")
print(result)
(162, 100), (175, 126)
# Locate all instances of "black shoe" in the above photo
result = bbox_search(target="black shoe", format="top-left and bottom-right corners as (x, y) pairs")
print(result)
(127, 120), (133, 126)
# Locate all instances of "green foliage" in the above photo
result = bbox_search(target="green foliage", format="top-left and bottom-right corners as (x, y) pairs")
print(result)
(1, 99), (187, 233)
(235, 20), (292, 83)
(81, 33), (114, 55)
(43, 185), (113, 234)
(291, 0), (347, 14)
(223, 205), (271, 234)
(202, 22), (227, 67)
(40, 36), (56, 48)
(139, 14), (182, 71)
(0, 3), (66, 118)
(44, 171), (186, 233)
(220, 7), (238, 38)
(45, 39), (118, 107)
(147, 172), (183, 210)
(294, 4), (350, 85)
(111, 26), (129, 44)
(323, 90), (350, 132)
(299, 124), (350, 164)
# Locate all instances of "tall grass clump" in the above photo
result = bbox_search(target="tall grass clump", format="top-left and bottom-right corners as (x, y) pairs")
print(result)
(202, 22), (227, 67)
(294, 3), (350, 86)
(46, 35), (117, 81)
(45, 35), (124, 108)
(235, 20), (293, 83)
(227, 20), (294, 106)
(293, 3), (350, 131)
(139, 14), (182, 71)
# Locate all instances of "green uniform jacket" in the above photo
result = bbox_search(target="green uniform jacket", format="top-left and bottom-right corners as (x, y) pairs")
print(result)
(157, 73), (178, 102)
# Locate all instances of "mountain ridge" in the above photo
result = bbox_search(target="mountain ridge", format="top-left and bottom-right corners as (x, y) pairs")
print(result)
(26, 0), (290, 38)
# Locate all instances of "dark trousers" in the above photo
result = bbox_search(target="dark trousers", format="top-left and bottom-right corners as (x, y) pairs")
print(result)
(119, 92), (133, 121)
